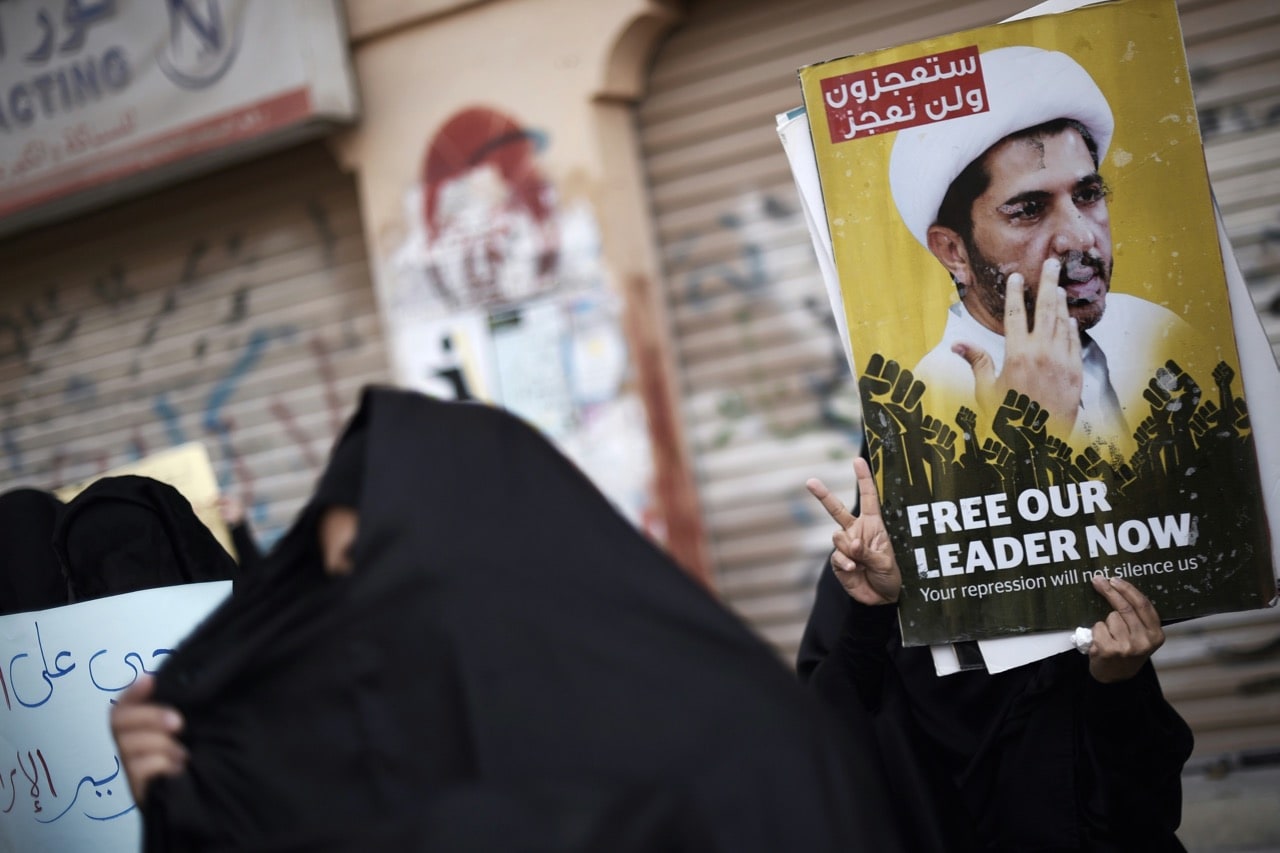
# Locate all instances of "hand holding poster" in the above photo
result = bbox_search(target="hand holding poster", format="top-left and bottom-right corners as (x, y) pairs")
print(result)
(798, 0), (1276, 646)
(0, 583), (229, 852)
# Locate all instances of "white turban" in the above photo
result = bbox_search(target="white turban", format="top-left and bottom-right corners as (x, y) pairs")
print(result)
(888, 46), (1114, 248)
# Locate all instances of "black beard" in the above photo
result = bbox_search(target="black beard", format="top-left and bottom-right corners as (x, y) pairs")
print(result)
(963, 243), (1110, 332)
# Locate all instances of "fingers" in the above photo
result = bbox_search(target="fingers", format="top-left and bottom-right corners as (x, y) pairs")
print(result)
(853, 457), (882, 520)
(115, 672), (157, 707)
(835, 528), (891, 571)
(110, 675), (188, 807)
(111, 698), (184, 738)
(832, 527), (901, 606)
(115, 732), (189, 807)
(216, 494), (246, 525)
(901, 372), (926, 410)
(1032, 258), (1061, 337)
(1090, 575), (1160, 633)
(1052, 287), (1082, 367)
(1087, 576), (1165, 685)
(1003, 272), (1028, 341)
(1087, 607), (1163, 684)
(1063, 301), (1081, 363)
(1106, 576), (1162, 630)
(952, 342), (995, 388)
(831, 533), (870, 574)
(808, 456), (882, 530)
(1032, 259), (1082, 368)
(806, 478), (855, 530)
(115, 729), (189, 769)
(1090, 574), (1138, 632)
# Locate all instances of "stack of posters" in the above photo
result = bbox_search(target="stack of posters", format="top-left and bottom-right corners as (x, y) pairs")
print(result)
(781, 0), (1278, 659)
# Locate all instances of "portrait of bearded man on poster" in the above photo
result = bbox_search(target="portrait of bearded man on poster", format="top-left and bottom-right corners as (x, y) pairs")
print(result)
(888, 46), (1203, 461)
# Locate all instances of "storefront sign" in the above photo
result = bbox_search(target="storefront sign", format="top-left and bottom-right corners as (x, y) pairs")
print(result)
(0, 0), (358, 233)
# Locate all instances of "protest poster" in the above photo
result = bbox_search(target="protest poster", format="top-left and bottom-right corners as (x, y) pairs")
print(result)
(797, 0), (1276, 646)
(0, 582), (230, 852)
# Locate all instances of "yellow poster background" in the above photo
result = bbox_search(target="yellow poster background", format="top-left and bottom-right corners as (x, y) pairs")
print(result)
(796, 0), (1275, 645)
(800, 0), (1233, 432)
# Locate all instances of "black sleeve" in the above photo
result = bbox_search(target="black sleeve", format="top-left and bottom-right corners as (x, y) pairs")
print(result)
(229, 521), (263, 573)
(1077, 660), (1195, 850)
(796, 554), (898, 713)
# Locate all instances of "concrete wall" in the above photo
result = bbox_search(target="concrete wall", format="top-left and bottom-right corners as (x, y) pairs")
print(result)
(334, 0), (711, 576)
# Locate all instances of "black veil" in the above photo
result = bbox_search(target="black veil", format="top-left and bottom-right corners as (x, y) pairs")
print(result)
(53, 475), (236, 602)
(147, 388), (900, 851)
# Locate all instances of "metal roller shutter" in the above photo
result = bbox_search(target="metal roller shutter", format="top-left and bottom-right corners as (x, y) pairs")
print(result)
(1158, 0), (1280, 765)
(637, 0), (1034, 656)
(638, 0), (1280, 761)
(0, 141), (391, 550)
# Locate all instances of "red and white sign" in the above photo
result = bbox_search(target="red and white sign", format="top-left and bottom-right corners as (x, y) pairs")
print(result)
(819, 45), (987, 143)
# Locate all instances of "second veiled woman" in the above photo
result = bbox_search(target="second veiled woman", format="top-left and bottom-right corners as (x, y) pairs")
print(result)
(121, 388), (903, 852)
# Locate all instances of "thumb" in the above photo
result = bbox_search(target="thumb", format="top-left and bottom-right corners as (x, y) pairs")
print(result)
(953, 342), (995, 386)
(862, 531), (897, 569)
(118, 673), (157, 706)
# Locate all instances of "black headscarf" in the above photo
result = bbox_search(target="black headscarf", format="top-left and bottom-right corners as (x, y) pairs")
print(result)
(53, 475), (237, 603)
(312, 423), (367, 514)
(0, 487), (68, 615)
(146, 387), (902, 852)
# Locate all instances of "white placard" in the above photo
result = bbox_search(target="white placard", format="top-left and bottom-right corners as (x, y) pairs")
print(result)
(0, 582), (230, 852)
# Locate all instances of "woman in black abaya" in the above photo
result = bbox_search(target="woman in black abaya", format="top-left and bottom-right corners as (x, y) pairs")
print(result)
(798, 458), (1194, 852)
(0, 487), (68, 615)
(113, 388), (903, 852)
(53, 475), (237, 602)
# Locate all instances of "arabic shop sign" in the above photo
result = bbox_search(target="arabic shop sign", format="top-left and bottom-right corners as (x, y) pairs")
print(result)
(0, 582), (230, 852)
(0, 0), (358, 234)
